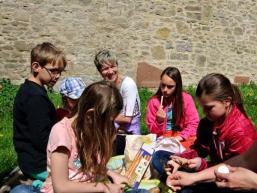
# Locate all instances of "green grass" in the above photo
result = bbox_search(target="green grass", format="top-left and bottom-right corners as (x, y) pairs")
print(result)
(0, 79), (62, 180)
(1, 79), (257, 182)
(139, 88), (154, 134)
(0, 79), (19, 180)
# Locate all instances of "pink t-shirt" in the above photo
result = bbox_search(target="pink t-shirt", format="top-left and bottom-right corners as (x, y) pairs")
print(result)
(41, 118), (94, 193)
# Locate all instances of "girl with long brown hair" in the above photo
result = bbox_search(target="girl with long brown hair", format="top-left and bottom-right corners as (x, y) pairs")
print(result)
(40, 81), (128, 193)
(146, 67), (199, 146)
(166, 73), (257, 193)
(146, 67), (199, 182)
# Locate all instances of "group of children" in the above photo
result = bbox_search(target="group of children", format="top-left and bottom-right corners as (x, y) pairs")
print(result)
(10, 42), (257, 193)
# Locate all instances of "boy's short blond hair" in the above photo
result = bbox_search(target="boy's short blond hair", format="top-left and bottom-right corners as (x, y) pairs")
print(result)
(31, 42), (67, 68)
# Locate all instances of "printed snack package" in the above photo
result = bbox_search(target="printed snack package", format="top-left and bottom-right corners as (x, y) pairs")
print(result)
(125, 143), (155, 189)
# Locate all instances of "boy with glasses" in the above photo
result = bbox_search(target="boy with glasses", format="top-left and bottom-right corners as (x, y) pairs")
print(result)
(13, 42), (67, 189)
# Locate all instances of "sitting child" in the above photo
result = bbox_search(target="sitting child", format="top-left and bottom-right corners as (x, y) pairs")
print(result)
(10, 81), (150, 193)
(146, 67), (199, 147)
(56, 77), (86, 121)
(166, 73), (257, 193)
(146, 67), (199, 182)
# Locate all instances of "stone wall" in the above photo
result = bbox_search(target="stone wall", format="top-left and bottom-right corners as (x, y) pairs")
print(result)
(1, 0), (257, 87)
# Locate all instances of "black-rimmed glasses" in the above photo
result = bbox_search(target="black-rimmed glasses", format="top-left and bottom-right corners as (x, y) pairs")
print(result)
(42, 66), (66, 76)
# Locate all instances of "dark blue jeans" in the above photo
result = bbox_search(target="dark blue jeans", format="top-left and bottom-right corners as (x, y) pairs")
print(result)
(151, 150), (174, 182)
(10, 184), (42, 193)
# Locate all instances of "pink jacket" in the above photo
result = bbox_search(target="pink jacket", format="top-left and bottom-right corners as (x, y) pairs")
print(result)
(146, 92), (199, 140)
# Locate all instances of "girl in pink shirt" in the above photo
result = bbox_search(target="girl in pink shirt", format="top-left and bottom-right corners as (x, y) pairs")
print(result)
(146, 67), (199, 148)
(147, 67), (199, 182)
(41, 81), (128, 193)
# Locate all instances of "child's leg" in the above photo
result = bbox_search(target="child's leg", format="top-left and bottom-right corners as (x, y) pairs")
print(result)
(29, 171), (48, 189)
(151, 150), (174, 182)
(10, 184), (42, 193)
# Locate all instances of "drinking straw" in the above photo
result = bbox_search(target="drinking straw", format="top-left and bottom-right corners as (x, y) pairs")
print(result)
(160, 95), (163, 107)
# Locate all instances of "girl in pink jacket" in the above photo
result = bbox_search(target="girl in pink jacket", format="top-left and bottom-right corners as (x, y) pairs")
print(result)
(146, 67), (199, 149)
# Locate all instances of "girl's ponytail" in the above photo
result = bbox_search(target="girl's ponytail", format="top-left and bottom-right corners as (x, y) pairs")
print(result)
(231, 84), (247, 117)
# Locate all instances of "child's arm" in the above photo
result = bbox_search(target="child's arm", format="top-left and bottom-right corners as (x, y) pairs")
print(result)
(146, 97), (165, 136)
(51, 147), (125, 193)
(166, 165), (219, 192)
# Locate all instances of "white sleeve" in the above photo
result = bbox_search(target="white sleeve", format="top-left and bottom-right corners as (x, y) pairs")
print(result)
(120, 77), (140, 117)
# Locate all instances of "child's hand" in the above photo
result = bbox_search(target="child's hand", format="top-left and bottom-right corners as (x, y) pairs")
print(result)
(112, 174), (129, 185)
(107, 170), (129, 185)
(172, 155), (189, 166)
(169, 156), (202, 172)
(103, 183), (125, 193)
(187, 157), (202, 171)
(166, 171), (196, 192)
(156, 106), (166, 123)
(165, 155), (188, 174)
(165, 159), (181, 175)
